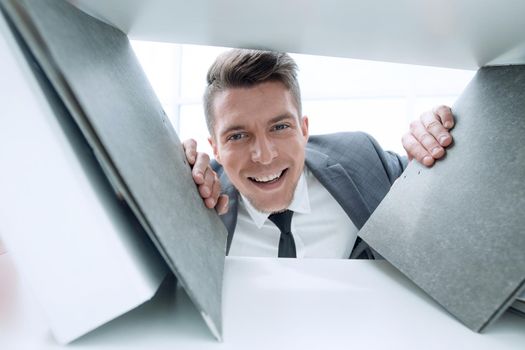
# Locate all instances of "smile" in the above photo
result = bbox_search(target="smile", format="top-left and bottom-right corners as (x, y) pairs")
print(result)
(248, 169), (287, 184)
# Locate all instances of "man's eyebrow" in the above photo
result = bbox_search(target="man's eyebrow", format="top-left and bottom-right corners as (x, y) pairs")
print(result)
(219, 125), (245, 137)
(268, 114), (296, 124)
(219, 114), (297, 137)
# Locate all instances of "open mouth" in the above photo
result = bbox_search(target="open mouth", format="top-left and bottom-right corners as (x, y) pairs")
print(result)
(248, 168), (288, 185)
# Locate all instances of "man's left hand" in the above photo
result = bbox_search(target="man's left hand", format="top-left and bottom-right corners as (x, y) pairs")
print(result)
(402, 105), (454, 167)
(182, 138), (229, 215)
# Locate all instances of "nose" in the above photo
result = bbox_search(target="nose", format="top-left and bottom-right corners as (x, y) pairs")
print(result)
(251, 135), (278, 164)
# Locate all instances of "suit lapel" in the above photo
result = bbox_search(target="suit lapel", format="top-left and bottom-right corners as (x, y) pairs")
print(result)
(305, 147), (371, 230)
(219, 172), (239, 255)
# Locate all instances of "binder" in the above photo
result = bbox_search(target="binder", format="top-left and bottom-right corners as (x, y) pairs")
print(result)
(360, 65), (525, 332)
(0, 0), (226, 342)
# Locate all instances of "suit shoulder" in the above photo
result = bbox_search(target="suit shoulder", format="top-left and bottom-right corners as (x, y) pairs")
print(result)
(307, 132), (376, 158)
(308, 131), (371, 146)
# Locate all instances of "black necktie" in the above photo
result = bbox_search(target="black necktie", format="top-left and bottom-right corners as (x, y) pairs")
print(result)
(268, 210), (296, 258)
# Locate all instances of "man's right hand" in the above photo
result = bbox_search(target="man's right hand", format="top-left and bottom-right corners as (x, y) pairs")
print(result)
(182, 139), (229, 215)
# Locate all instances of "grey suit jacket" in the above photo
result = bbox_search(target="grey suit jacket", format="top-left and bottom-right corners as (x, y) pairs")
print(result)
(211, 132), (408, 259)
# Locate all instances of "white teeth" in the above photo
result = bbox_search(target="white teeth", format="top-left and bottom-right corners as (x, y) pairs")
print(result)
(251, 171), (283, 183)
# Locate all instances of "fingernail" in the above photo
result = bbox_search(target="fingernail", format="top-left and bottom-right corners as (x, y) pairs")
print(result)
(431, 147), (442, 157)
(202, 186), (210, 197)
(444, 121), (453, 129)
(439, 135), (450, 146)
(423, 156), (433, 166)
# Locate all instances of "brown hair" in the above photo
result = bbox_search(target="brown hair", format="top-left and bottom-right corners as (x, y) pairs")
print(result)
(203, 49), (301, 136)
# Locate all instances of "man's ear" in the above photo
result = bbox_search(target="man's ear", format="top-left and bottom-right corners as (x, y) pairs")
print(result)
(301, 115), (309, 141)
(208, 136), (221, 164)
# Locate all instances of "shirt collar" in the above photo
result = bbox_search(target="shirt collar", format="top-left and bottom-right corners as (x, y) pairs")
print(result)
(241, 169), (311, 229)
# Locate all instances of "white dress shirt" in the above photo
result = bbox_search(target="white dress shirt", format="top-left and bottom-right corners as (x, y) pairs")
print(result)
(229, 168), (358, 258)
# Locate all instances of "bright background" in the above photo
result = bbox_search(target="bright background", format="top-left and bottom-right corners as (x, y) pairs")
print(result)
(130, 41), (476, 156)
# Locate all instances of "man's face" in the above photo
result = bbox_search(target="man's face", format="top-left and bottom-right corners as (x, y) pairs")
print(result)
(209, 81), (309, 213)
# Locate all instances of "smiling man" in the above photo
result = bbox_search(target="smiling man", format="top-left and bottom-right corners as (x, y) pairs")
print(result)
(210, 79), (308, 213)
(184, 49), (454, 259)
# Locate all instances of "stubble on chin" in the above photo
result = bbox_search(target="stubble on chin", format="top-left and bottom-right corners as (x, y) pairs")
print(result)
(244, 183), (297, 214)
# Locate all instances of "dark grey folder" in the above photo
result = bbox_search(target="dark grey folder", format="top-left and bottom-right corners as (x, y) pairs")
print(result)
(360, 65), (525, 332)
(1, 0), (227, 339)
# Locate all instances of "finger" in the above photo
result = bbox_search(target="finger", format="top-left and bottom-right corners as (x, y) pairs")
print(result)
(216, 195), (229, 215)
(409, 120), (445, 159)
(199, 166), (215, 198)
(433, 105), (455, 129)
(182, 139), (197, 165)
(402, 132), (435, 167)
(420, 110), (453, 148)
(204, 197), (216, 209)
(204, 180), (217, 208)
(203, 174), (221, 208)
(192, 152), (210, 185)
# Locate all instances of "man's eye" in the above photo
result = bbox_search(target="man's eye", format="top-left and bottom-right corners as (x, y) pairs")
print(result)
(272, 124), (290, 131)
(227, 133), (246, 141)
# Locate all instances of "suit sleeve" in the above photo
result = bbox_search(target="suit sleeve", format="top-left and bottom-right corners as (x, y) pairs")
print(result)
(364, 133), (408, 185)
